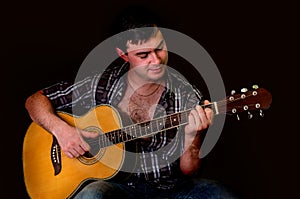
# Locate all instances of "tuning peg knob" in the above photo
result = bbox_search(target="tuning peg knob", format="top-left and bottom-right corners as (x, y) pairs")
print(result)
(236, 114), (240, 121)
(252, 85), (259, 89)
(231, 90), (236, 95)
(241, 88), (248, 93)
(248, 111), (253, 119)
(259, 110), (264, 117)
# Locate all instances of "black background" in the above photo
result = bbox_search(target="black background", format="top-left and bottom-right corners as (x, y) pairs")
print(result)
(4, 1), (298, 198)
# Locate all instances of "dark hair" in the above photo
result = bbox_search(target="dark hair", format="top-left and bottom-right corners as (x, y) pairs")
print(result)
(110, 5), (164, 52)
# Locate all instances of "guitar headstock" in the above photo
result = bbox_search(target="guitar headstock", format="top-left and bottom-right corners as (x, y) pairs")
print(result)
(218, 85), (272, 120)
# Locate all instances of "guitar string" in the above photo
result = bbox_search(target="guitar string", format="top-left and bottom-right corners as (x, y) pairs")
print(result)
(84, 110), (191, 148)
(81, 102), (225, 147)
(81, 93), (258, 148)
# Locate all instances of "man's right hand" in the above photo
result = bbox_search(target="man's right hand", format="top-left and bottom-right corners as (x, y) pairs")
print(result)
(53, 124), (98, 158)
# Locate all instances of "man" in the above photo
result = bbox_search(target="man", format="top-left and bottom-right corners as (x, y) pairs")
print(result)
(25, 6), (238, 199)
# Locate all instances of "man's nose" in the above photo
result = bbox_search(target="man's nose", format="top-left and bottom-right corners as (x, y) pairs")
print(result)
(149, 52), (160, 64)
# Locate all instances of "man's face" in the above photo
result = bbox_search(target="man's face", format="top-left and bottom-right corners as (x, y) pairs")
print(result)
(125, 30), (168, 82)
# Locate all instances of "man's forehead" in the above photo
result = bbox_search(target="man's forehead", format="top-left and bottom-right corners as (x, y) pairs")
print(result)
(126, 30), (165, 52)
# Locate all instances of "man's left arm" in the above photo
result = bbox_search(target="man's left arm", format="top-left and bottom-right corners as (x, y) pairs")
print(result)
(180, 100), (213, 175)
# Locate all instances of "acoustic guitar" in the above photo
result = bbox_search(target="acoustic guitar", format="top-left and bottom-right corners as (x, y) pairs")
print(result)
(22, 85), (272, 198)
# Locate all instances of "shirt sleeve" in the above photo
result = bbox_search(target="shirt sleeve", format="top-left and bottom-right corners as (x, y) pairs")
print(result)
(42, 81), (74, 109)
(42, 75), (98, 115)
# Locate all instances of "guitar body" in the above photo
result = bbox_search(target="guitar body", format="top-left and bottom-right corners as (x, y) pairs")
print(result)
(23, 105), (130, 199)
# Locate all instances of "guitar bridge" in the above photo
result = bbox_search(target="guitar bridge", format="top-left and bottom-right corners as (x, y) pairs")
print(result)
(51, 136), (62, 175)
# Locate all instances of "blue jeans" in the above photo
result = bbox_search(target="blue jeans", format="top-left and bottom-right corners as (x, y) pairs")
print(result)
(73, 178), (240, 199)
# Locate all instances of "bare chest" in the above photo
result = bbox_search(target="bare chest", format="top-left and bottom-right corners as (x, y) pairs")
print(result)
(118, 86), (164, 123)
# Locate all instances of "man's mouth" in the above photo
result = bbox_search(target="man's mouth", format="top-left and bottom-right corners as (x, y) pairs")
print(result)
(148, 65), (163, 72)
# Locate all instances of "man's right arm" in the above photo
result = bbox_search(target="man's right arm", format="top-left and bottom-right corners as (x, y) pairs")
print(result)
(25, 90), (91, 158)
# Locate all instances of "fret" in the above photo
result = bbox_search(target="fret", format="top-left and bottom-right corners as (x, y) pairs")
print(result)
(121, 130), (129, 142)
(106, 131), (116, 145)
(167, 115), (171, 128)
(119, 130), (124, 143)
(151, 118), (160, 133)
(125, 130), (132, 141)
(105, 132), (110, 144)
(103, 134), (108, 147)
(117, 129), (124, 143)
(114, 130), (118, 144)
(157, 117), (165, 132)
(118, 130), (124, 143)
(109, 131), (114, 144)
(123, 127), (131, 141)
(118, 130), (122, 142)
(116, 130), (124, 144)
(170, 113), (180, 127)
(132, 125), (137, 138)
(139, 121), (151, 137)
(136, 124), (143, 138)
(101, 133), (110, 148)
(145, 122), (151, 135)
(149, 120), (154, 134)
(118, 131), (122, 143)
(98, 134), (105, 148)
(165, 114), (175, 129)
(113, 131), (117, 144)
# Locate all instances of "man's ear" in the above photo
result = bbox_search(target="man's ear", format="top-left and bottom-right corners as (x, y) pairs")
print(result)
(116, 47), (128, 62)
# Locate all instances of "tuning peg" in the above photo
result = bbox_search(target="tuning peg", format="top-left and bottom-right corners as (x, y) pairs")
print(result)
(241, 88), (248, 93)
(236, 114), (240, 121)
(252, 84), (259, 89)
(231, 108), (240, 121)
(231, 90), (236, 95)
(248, 111), (253, 119)
(259, 109), (264, 117)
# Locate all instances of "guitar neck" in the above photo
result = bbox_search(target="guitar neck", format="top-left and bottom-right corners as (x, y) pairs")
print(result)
(98, 102), (220, 148)
(96, 86), (272, 148)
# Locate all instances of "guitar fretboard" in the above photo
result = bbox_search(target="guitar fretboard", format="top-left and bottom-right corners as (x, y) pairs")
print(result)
(97, 103), (218, 148)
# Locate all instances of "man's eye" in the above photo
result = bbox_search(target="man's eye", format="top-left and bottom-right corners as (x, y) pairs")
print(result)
(155, 48), (163, 53)
(138, 53), (149, 59)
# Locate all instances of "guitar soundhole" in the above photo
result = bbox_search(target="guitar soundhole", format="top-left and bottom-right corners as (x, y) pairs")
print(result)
(83, 151), (94, 158)
(77, 126), (106, 165)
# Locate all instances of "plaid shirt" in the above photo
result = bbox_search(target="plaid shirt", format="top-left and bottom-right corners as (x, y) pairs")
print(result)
(43, 62), (203, 190)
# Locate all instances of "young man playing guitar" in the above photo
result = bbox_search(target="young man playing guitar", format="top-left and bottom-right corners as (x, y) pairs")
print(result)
(24, 6), (239, 199)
